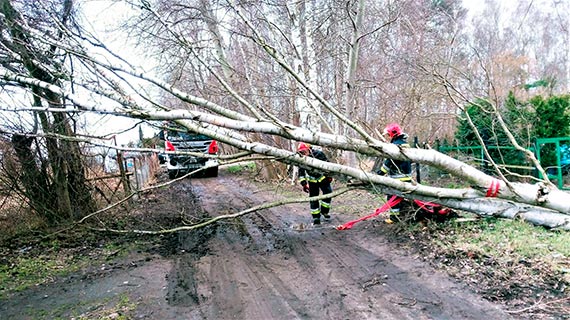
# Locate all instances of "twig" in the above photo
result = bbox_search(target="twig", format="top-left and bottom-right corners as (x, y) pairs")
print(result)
(506, 296), (570, 314)
(89, 185), (364, 235)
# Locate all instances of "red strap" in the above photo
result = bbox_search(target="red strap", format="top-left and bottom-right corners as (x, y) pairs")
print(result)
(413, 199), (436, 213)
(336, 195), (402, 230)
(485, 179), (501, 197)
(414, 199), (451, 215)
(492, 180), (500, 197)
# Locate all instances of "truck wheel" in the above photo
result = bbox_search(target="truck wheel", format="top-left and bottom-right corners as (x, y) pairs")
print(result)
(158, 154), (166, 164)
(168, 170), (179, 179)
(206, 166), (218, 177)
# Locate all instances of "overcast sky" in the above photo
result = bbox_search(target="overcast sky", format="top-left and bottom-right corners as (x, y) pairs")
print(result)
(79, 1), (158, 146)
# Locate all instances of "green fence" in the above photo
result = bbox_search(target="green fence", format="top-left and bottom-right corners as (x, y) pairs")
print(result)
(535, 137), (570, 190)
(436, 138), (570, 191)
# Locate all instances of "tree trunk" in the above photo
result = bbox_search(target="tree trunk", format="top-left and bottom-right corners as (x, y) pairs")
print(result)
(342, 0), (365, 168)
(10, 134), (59, 223)
(1, 0), (95, 221)
(428, 197), (570, 230)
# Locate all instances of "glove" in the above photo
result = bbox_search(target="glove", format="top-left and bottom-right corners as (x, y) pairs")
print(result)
(325, 177), (333, 183)
(302, 183), (310, 193)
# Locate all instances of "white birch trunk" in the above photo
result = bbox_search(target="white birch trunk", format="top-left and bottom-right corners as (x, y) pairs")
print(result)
(5, 70), (570, 228)
(342, 0), (365, 167)
(286, 1), (320, 131)
(199, 0), (233, 80)
(431, 197), (570, 230)
(3, 0), (570, 230)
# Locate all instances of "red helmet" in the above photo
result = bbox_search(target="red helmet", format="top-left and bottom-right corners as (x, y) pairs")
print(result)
(297, 142), (310, 152)
(383, 123), (402, 138)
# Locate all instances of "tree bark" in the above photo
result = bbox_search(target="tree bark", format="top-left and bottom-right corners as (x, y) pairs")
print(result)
(10, 134), (59, 223)
(342, 0), (365, 167)
(430, 197), (570, 230)
(1, 0), (95, 221)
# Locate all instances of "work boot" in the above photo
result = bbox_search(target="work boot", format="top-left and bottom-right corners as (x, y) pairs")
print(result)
(389, 208), (400, 222)
(312, 218), (321, 226)
(322, 214), (331, 222)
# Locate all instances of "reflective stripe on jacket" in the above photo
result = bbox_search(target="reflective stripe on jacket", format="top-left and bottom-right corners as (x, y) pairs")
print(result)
(299, 148), (329, 184)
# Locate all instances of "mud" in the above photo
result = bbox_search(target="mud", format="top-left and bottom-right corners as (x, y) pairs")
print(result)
(162, 170), (512, 319)
(1, 169), (519, 319)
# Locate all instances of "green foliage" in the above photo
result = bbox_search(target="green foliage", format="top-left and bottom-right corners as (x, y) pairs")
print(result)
(454, 93), (570, 168)
(0, 256), (69, 298)
(531, 95), (570, 167)
(227, 162), (256, 174)
(455, 97), (527, 166)
(523, 76), (557, 91)
(0, 239), (139, 300)
(525, 79), (547, 90)
(455, 98), (494, 146)
(530, 95), (570, 138)
(456, 94), (536, 148)
(503, 92), (535, 144)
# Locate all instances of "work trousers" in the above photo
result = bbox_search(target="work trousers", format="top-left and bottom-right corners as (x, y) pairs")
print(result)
(308, 180), (332, 220)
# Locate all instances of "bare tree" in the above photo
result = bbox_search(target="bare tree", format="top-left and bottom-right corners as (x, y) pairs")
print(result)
(0, 0), (568, 230)
(0, 0), (96, 223)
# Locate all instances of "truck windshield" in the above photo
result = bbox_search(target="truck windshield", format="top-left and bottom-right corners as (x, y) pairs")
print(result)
(168, 130), (211, 141)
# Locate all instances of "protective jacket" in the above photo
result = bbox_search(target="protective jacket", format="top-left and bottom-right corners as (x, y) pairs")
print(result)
(378, 133), (412, 182)
(298, 148), (330, 185)
(298, 147), (333, 224)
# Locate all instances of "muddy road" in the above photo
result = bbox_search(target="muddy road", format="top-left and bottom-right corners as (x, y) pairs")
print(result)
(1, 169), (515, 319)
(163, 170), (512, 319)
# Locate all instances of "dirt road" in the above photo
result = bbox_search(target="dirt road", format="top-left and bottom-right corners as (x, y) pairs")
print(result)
(1, 169), (514, 319)
(164, 170), (512, 319)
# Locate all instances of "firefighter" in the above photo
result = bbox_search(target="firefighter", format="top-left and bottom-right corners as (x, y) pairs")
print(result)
(377, 123), (412, 223)
(297, 142), (333, 226)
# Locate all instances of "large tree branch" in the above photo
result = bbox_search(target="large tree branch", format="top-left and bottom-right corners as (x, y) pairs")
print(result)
(2, 70), (570, 215)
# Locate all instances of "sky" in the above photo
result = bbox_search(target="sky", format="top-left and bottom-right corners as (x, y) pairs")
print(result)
(78, 1), (159, 146)
(76, 0), (565, 146)
(461, 0), (485, 15)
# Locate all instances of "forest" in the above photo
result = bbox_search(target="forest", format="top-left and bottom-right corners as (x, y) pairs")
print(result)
(0, 0), (569, 229)
(1, 1), (570, 318)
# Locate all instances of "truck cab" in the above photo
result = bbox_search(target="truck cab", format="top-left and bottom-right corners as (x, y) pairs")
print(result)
(159, 124), (219, 179)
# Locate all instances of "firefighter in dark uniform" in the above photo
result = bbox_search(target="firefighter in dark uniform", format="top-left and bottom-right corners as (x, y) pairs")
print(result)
(297, 143), (333, 226)
(377, 123), (412, 223)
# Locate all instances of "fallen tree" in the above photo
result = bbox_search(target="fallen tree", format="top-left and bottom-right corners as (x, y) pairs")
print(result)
(0, 0), (568, 231)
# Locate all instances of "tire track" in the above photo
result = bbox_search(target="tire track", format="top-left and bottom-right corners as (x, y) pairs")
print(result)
(168, 171), (513, 319)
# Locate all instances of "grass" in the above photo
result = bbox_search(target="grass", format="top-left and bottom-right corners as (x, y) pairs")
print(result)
(0, 252), (88, 299)
(0, 235), (145, 318)
(0, 237), (143, 300)
(227, 162), (256, 174)
(455, 217), (568, 257)
(23, 293), (137, 320)
(429, 216), (570, 275)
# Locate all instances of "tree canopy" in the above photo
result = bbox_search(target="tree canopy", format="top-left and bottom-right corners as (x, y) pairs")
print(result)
(0, 0), (569, 230)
